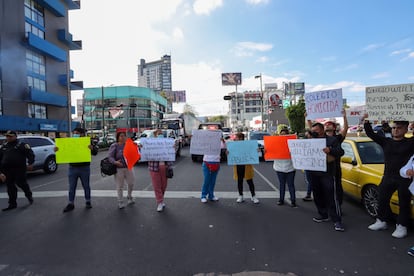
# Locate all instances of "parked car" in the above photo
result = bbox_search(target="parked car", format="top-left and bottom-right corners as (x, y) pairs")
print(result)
(0, 135), (58, 174)
(247, 131), (270, 161)
(340, 137), (414, 217)
(97, 135), (115, 148)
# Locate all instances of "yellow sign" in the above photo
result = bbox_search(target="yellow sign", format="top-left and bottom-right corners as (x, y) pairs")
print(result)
(55, 137), (92, 163)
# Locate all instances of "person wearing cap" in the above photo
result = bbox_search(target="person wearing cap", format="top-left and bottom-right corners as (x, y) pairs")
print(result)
(0, 130), (35, 211)
(56, 128), (99, 213)
(363, 115), (414, 238)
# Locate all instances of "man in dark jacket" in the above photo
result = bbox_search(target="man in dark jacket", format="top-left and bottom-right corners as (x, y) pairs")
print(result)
(0, 130), (35, 211)
(308, 123), (345, 231)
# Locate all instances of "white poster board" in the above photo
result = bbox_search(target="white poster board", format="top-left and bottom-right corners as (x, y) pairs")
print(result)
(287, 139), (327, 172)
(190, 130), (222, 155)
(139, 138), (176, 161)
(366, 83), (414, 121)
(305, 88), (343, 120)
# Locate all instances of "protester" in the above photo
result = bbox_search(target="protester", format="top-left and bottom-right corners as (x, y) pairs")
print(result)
(59, 128), (99, 213)
(302, 129), (313, 201)
(0, 130), (35, 211)
(400, 154), (414, 255)
(364, 116), (414, 238)
(147, 129), (174, 212)
(273, 128), (297, 207)
(108, 132), (136, 209)
(231, 132), (259, 204)
(308, 123), (345, 231)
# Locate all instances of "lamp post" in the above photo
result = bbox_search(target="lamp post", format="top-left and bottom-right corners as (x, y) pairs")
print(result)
(255, 74), (264, 131)
(101, 86), (105, 138)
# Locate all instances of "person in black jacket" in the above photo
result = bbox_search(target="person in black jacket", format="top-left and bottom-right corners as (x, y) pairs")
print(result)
(56, 128), (99, 213)
(308, 123), (345, 231)
(0, 130), (35, 211)
(364, 116), (414, 238)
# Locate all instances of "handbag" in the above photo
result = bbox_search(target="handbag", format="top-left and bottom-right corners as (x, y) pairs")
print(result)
(100, 157), (117, 176)
(166, 167), (174, 178)
(204, 161), (220, 172)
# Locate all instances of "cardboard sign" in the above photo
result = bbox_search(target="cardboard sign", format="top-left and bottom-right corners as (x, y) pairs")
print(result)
(305, 88), (343, 120)
(287, 139), (326, 171)
(264, 135), (297, 160)
(123, 138), (140, 169)
(139, 138), (175, 161)
(190, 130), (222, 155)
(226, 140), (259, 165)
(55, 137), (91, 163)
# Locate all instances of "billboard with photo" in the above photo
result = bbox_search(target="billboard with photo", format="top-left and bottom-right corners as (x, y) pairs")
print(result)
(165, 90), (187, 103)
(222, 73), (242, 86)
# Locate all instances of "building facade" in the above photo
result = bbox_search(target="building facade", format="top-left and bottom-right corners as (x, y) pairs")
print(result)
(82, 86), (167, 136)
(137, 55), (172, 93)
(0, 0), (82, 136)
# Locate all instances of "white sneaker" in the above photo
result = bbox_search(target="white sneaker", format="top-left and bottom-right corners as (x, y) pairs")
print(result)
(368, 218), (387, 231)
(118, 202), (125, 209)
(127, 197), (135, 205)
(157, 203), (164, 212)
(201, 198), (207, 203)
(392, 224), (407, 238)
(209, 197), (219, 202)
(251, 196), (260, 204)
(236, 196), (244, 203)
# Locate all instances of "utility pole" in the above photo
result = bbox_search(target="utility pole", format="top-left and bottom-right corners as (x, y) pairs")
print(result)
(255, 73), (264, 131)
(101, 86), (105, 138)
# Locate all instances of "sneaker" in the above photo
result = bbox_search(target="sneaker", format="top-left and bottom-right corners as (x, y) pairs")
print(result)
(334, 222), (345, 232)
(2, 205), (17, 211)
(407, 246), (414, 257)
(251, 196), (260, 204)
(201, 198), (208, 203)
(236, 196), (244, 203)
(127, 197), (135, 205)
(313, 216), (330, 223)
(63, 203), (75, 213)
(291, 202), (298, 208)
(302, 195), (312, 201)
(277, 201), (284, 205)
(85, 201), (92, 209)
(157, 203), (164, 212)
(118, 202), (125, 209)
(392, 224), (407, 238)
(368, 218), (387, 231)
(209, 197), (219, 202)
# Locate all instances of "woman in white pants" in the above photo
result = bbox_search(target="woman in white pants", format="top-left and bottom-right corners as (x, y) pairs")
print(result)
(108, 132), (136, 209)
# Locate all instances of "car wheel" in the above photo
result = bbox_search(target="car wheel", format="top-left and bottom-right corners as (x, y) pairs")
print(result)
(362, 184), (379, 217)
(44, 156), (58, 174)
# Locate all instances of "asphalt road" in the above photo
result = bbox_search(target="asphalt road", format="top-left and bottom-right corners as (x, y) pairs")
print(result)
(0, 148), (413, 276)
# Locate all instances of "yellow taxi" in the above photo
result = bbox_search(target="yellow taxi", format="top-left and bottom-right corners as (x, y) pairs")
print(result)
(340, 137), (414, 217)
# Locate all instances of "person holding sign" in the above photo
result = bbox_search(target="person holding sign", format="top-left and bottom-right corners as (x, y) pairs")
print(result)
(60, 128), (99, 213)
(308, 123), (345, 232)
(108, 132), (137, 209)
(364, 117), (414, 238)
(273, 128), (297, 207)
(147, 129), (174, 212)
(231, 132), (259, 204)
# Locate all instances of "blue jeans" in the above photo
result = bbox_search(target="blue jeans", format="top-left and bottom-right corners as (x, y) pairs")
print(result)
(276, 171), (296, 203)
(68, 165), (91, 203)
(201, 162), (220, 200)
(304, 170), (312, 196)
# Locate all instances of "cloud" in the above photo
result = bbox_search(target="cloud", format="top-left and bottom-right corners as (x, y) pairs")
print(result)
(256, 56), (268, 63)
(360, 43), (384, 52)
(193, 0), (223, 15)
(371, 72), (390, 79)
(400, 51), (414, 61)
(172, 27), (184, 40)
(232, 41), (273, 57)
(245, 0), (270, 5)
(390, 48), (411, 56)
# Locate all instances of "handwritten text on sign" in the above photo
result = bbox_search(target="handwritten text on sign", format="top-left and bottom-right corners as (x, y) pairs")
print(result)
(190, 130), (222, 155)
(139, 138), (176, 161)
(366, 83), (414, 121)
(305, 88), (343, 120)
(226, 140), (259, 165)
(287, 139), (326, 172)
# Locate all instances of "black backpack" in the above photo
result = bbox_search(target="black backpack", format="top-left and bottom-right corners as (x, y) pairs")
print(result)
(100, 157), (117, 176)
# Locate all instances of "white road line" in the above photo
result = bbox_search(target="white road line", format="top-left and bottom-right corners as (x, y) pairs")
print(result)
(254, 167), (279, 192)
(0, 265), (8, 272)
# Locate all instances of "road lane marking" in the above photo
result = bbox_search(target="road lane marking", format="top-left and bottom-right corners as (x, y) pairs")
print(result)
(254, 167), (279, 192)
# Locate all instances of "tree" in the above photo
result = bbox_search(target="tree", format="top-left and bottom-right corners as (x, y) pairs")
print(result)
(285, 98), (306, 134)
(208, 115), (227, 125)
(183, 103), (198, 116)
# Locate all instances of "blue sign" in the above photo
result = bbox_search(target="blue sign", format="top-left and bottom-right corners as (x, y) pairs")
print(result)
(40, 124), (58, 131)
(226, 140), (259, 165)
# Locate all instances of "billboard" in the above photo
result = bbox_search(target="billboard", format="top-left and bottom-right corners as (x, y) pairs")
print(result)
(165, 90), (187, 103)
(222, 73), (242, 86)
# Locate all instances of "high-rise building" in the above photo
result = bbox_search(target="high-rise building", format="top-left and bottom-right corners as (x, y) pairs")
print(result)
(137, 55), (172, 93)
(0, 0), (82, 135)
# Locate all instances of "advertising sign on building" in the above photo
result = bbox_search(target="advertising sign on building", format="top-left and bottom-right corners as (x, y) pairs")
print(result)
(365, 83), (414, 121)
(165, 90), (187, 103)
(221, 73), (242, 86)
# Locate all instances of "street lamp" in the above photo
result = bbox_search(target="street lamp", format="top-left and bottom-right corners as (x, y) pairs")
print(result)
(255, 74), (264, 131)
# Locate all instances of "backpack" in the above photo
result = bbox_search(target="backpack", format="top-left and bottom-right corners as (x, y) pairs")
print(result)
(100, 157), (117, 176)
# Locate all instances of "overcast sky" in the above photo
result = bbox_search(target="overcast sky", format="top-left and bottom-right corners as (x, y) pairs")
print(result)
(69, 0), (414, 116)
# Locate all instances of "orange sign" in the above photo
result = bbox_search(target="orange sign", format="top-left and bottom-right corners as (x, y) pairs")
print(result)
(123, 138), (140, 169)
(264, 135), (297, 160)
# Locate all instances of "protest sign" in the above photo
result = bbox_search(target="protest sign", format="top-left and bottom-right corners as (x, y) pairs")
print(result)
(305, 88), (343, 120)
(123, 138), (140, 169)
(366, 83), (414, 121)
(264, 135), (297, 160)
(190, 130), (222, 155)
(287, 139), (326, 171)
(55, 137), (91, 163)
(139, 138), (175, 161)
(227, 140), (259, 165)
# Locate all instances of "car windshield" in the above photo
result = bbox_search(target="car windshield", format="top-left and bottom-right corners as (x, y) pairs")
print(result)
(249, 132), (270, 140)
(356, 141), (384, 164)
